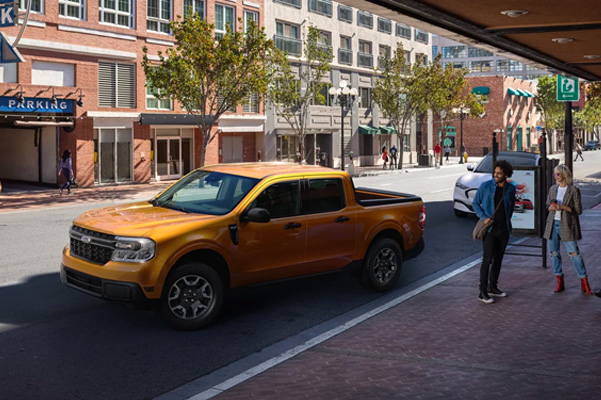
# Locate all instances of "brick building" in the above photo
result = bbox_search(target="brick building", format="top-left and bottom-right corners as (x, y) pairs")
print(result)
(0, 0), (264, 188)
(438, 76), (539, 157)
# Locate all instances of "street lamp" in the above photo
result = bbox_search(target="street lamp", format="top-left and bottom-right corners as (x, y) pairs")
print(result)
(329, 80), (358, 171)
(453, 105), (470, 164)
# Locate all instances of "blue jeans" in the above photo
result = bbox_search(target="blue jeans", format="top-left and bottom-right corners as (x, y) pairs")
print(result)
(548, 220), (587, 278)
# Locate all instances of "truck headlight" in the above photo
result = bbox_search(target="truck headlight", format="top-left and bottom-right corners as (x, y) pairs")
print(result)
(111, 237), (155, 263)
(455, 182), (469, 190)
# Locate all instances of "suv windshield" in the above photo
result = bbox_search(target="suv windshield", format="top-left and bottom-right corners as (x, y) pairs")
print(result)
(474, 153), (538, 173)
(151, 171), (259, 215)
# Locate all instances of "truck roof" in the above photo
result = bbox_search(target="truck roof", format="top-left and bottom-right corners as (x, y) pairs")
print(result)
(201, 162), (350, 180)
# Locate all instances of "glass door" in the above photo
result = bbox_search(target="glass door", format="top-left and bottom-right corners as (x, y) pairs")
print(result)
(156, 137), (182, 180)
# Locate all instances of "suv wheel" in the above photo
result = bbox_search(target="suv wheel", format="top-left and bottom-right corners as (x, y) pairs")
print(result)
(362, 238), (402, 292)
(454, 209), (468, 218)
(160, 262), (224, 330)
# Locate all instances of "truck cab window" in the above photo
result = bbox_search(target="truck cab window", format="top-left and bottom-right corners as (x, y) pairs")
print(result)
(251, 181), (300, 218)
(304, 178), (345, 213)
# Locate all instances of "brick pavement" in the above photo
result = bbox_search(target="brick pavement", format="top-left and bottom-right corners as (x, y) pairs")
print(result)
(210, 210), (601, 400)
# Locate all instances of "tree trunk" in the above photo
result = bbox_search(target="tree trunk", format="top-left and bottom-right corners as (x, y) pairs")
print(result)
(398, 132), (404, 170)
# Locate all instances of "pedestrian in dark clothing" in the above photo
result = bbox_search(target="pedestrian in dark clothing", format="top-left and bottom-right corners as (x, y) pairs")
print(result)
(58, 149), (73, 195)
(574, 143), (584, 161)
(389, 145), (398, 169)
(381, 146), (388, 169)
(543, 164), (592, 294)
(444, 145), (451, 162)
(472, 160), (517, 304)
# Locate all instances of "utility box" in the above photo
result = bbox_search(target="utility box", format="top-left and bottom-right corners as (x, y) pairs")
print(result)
(418, 154), (431, 167)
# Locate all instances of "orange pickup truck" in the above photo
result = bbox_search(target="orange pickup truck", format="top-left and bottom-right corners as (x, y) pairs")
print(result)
(61, 163), (426, 330)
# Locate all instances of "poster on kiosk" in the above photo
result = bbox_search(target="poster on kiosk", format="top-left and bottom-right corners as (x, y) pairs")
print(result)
(510, 166), (541, 237)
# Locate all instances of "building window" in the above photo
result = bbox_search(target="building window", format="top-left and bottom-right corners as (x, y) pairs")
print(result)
(357, 11), (372, 29)
(468, 47), (493, 58)
(468, 60), (492, 72)
(99, 0), (134, 28)
(432, 45), (438, 58)
(184, 0), (205, 18)
(147, 0), (172, 33)
(98, 62), (136, 108)
(59, 0), (85, 19)
(309, 0), (332, 17)
(243, 93), (259, 113)
(359, 87), (371, 109)
(339, 35), (352, 65)
(441, 46), (466, 59)
(416, 53), (428, 65)
(215, 4), (235, 40)
(378, 44), (391, 69)
(443, 61), (465, 70)
(19, 0), (42, 13)
(525, 64), (538, 71)
(311, 84), (332, 106)
(94, 128), (133, 184)
(338, 5), (352, 23)
(317, 30), (332, 51)
(395, 23), (411, 39)
(244, 10), (258, 33)
(497, 59), (523, 72)
(146, 84), (171, 110)
(377, 17), (392, 34)
(274, 0), (301, 8)
(358, 40), (372, 68)
(414, 29), (429, 44)
(275, 21), (301, 56)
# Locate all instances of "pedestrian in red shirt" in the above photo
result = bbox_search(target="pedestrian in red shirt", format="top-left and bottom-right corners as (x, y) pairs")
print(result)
(434, 144), (441, 167)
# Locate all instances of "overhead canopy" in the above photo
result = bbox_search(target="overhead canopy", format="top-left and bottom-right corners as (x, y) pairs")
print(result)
(472, 86), (490, 95)
(340, 0), (601, 81)
(507, 87), (520, 96)
(524, 90), (535, 97)
(359, 125), (380, 135)
(379, 126), (396, 135)
(516, 89), (528, 96)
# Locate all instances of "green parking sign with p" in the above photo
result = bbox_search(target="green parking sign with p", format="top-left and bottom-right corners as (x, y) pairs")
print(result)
(557, 75), (579, 102)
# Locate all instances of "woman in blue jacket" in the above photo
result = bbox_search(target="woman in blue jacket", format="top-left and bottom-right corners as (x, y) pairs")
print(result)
(472, 160), (517, 304)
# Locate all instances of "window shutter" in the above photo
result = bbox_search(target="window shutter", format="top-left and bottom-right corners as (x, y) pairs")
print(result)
(98, 62), (116, 108)
(117, 64), (135, 108)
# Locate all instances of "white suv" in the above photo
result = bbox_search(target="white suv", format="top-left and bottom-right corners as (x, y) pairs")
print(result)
(453, 151), (541, 217)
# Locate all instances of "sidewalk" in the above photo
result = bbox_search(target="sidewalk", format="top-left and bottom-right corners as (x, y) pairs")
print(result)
(170, 209), (601, 400)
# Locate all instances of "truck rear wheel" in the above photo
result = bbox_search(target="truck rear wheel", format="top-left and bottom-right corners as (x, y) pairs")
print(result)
(160, 262), (223, 330)
(362, 238), (402, 292)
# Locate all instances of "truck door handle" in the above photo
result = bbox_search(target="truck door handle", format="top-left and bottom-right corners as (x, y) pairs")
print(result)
(334, 216), (350, 223)
(284, 222), (302, 229)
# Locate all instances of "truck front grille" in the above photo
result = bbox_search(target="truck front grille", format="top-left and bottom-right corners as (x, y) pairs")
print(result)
(70, 225), (116, 265)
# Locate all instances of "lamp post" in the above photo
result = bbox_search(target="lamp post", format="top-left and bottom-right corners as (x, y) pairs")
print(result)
(329, 80), (357, 171)
(453, 105), (470, 164)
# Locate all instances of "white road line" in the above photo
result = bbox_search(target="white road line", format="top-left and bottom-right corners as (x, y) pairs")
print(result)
(429, 174), (460, 180)
(430, 188), (453, 193)
(188, 259), (483, 400)
(380, 183), (392, 186)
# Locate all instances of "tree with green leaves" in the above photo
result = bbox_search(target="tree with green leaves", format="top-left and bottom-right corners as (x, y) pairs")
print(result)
(372, 43), (430, 169)
(142, 14), (276, 166)
(425, 58), (483, 165)
(535, 75), (564, 134)
(266, 25), (333, 163)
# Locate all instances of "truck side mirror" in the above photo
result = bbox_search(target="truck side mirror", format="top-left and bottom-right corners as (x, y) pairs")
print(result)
(241, 208), (271, 223)
(467, 164), (474, 172)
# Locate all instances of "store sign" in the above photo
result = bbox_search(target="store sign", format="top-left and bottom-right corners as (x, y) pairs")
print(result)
(557, 75), (579, 102)
(0, 97), (74, 113)
(0, 0), (15, 27)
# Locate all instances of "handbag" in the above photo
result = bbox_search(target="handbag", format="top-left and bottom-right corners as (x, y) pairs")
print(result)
(472, 195), (505, 241)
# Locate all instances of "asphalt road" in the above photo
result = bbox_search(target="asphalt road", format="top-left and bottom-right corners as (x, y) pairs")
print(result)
(1, 154), (599, 400)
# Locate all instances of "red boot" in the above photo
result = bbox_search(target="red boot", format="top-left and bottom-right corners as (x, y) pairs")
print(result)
(581, 277), (593, 295)
(554, 275), (565, 293)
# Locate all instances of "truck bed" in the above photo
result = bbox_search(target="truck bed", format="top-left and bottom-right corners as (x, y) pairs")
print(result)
(355, 187), (422, 206)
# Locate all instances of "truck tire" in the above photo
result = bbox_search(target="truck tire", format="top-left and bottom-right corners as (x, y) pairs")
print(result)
(160, 262), (224, 330)
(362, 238), (402, 292)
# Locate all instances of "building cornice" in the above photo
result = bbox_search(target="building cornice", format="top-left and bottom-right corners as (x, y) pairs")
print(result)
(9, 36), (136, 61)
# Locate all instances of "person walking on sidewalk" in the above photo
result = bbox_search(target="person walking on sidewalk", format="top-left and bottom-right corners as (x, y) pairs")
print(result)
(543, 164), (592, 295)
(57, 149), (73, 195)
(434, 143), (441, 167)
(444, 145), (451, 163)
(381, 146), (388, 169)
(574, 143), (584, 162)
(472, 160), (516, 304)
(389, 144), (398, 169)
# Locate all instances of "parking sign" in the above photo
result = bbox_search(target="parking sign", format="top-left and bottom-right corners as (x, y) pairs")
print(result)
(557, 75), (579, 102)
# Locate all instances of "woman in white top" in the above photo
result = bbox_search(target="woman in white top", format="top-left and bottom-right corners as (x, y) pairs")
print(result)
(542, 164), (591, 294)
(57, 149), (73, 195)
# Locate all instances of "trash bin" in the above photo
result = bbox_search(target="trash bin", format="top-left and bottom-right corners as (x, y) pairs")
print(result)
(483, 147), (489, 156)
(418, 154), (430, 167)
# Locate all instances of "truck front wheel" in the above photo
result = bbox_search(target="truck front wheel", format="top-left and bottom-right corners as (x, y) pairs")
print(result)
(362, 238), (402, 292)
(160, 262), (224, 330)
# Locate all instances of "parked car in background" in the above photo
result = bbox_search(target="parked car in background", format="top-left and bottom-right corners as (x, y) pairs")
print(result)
(453, 151), (541, 217)
(584, 140), (600, 151)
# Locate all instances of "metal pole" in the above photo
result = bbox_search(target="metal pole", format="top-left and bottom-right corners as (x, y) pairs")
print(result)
(340, 99), (345, 171)
(540, 129), (548, 268)
(459, 111), (464, 164)
(492, 130), (498, 168)
(564, 101), (573, 173)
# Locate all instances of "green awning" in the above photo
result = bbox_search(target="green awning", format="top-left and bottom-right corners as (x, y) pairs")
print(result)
(379, 126), (396, 135)
(524, 90), (535, 97)
(472, 86), (490, 95)
(516, 89), (527, 96)
(359, 125), (380, 135)
(507, 87), (519, 96)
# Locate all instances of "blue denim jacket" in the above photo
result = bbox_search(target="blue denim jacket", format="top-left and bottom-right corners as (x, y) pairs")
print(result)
(472, 179), (517, 232)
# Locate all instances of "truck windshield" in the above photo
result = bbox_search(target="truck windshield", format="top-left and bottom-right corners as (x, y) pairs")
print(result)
(151, 171), (259, 215)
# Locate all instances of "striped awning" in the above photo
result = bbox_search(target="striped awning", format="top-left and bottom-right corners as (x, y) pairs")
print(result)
(359, 125), (381, 135)
(507, 87), (519, 96)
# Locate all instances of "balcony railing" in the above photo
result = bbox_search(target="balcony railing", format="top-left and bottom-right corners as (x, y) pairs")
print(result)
(357, 52), (373, 68)
(274, 35), (302, 56)
(338, 48), (352, 65)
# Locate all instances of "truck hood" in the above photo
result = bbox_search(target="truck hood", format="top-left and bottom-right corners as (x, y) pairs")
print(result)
(73, 201), (216, 237)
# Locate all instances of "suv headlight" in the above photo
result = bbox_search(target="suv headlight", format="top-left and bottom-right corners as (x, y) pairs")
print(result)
(111, 237), (155, 263)
(455, 182), (469, 190)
